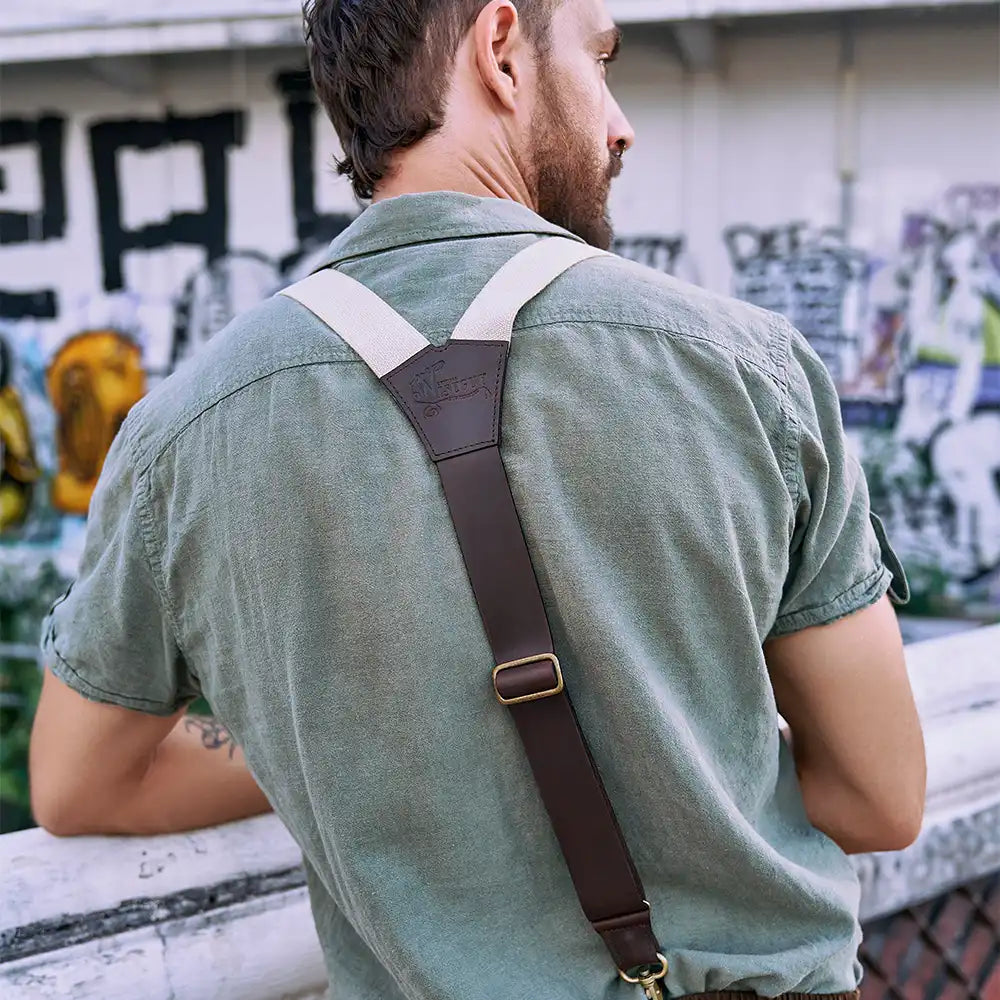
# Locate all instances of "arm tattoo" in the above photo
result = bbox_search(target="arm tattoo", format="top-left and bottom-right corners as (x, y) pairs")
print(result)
(184, 716), (238, 759)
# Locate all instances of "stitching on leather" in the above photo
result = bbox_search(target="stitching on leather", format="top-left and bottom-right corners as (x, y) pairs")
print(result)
(488, 347), (504, 440)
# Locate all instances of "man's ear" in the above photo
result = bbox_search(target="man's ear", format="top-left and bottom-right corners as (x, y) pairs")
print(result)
(472, 1), (526, 113)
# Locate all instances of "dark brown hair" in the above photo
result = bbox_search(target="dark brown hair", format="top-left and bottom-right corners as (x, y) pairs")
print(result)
(303, 0), (555, 200)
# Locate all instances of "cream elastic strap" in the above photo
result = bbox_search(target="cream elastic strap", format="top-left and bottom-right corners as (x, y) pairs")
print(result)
(279, 266), (429, 378)
(450, 238), (605, 343)
(280, 237), (606, 376)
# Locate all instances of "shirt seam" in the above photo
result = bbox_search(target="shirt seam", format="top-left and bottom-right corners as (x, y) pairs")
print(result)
(514, 319), (779, 377)
(781, 405), (804, 522)
(134, 359), (353, 476)
(380, 317), (778, 366)
(327, 244), (777, 373)
(127, 421), (199, 697)
(774, 318), (801, 528)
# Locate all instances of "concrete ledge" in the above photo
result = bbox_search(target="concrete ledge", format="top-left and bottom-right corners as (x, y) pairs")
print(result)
(856, 800), (1000, 923)
(0, 814), (326, 999)
(1, 625), (998, 998)
(855, 625), (1000, 921)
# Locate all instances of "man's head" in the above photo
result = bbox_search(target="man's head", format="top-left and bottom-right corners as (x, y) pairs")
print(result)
(303, 0), (634, 249)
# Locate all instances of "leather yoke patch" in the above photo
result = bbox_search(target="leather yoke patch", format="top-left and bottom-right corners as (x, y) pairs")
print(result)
(383, 340), (509, 461)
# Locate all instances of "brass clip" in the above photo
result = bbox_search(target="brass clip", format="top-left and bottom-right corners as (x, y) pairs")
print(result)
(639, 975), (665, 1000)
(619, 953), (668, 1000)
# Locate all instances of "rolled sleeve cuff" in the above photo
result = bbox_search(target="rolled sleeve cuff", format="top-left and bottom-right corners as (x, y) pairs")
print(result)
(42, 635), (189, 717)
(769, 563), (894, 637)
(770, 513), (910, 637)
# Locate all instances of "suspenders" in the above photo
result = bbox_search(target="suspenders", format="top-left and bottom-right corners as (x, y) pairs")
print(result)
(281, 237), (668, 997)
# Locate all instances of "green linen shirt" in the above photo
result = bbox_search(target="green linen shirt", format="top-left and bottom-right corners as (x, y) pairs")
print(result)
(41, 192), (908, 1000)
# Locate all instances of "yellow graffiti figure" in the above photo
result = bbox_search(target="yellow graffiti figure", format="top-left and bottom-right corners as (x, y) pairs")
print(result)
(0, 340), (40, 530)
(47, 331), (145, 516)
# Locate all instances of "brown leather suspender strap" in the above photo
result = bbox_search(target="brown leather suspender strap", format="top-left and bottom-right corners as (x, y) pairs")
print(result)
(281, 238), (667, 991)
(432, 443), (664, 977)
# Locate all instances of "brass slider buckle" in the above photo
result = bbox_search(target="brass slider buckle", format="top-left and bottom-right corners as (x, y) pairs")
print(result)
(492, 653), (564, 706)
(619, 953), (669, 1000)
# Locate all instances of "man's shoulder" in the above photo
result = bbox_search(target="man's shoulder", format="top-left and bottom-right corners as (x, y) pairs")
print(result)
(125, 292), (353, 473)
(525, 252), (793, 384)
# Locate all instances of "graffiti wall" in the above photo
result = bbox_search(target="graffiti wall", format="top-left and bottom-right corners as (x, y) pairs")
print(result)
(1, 52), (997, 629)
(0, 66), (359, 601)
(725, 185), (1000, 618)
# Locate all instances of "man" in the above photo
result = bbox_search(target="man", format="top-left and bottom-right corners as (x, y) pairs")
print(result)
(30, 1), (926, 998)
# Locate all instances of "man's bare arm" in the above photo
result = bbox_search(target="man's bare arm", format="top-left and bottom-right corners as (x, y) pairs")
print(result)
(30, 668), (272, 837)
(764, 595), (926, 854)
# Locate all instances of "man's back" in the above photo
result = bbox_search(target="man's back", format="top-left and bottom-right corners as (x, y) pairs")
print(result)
(41, 194), (907, 998)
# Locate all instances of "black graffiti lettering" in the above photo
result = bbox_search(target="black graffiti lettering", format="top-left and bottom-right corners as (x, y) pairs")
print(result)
(613, 235), (685, 275)
(723, 222), (812, 272)
(88, 112), (245, 291)
(0, 290), (58, 320)
(724, 223), (867, 384)
(0, 115), (67, 245)
(723, 225), (761, 272)
(275, 71), (353, 248)
(840, 399), (899, 430)
(0, 116), (65, 318)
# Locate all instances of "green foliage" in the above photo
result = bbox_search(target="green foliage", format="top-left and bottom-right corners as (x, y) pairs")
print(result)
(0, 559), (68, 834)
(0, 654), (42, 833)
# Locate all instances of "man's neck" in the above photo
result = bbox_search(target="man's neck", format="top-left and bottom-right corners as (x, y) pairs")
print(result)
(372, 134), (536, 210)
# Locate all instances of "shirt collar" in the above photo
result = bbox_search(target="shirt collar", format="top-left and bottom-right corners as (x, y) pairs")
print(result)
(322, 191), (584, 267)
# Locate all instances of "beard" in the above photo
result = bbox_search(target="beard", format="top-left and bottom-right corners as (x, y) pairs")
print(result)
(526, 66), (621, 250)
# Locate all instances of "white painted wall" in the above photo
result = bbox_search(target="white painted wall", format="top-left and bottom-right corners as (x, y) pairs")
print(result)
(1, 9), (998, 619)
(609, 14), (1000, 243)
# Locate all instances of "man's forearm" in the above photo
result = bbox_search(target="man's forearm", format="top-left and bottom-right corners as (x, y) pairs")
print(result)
(98, 714), (273, 836)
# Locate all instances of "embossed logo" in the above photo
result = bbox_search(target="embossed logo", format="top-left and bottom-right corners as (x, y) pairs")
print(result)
(410, 361), (491, 417)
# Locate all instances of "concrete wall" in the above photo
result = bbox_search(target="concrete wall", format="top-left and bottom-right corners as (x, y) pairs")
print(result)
(1, 7), (998, 622)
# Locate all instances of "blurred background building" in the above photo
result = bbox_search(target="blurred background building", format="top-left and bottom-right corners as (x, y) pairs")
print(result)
(0, 1), (998, 995)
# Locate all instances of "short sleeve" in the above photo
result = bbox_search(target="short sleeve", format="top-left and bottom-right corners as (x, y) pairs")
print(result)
(769, 329), (909, 638)
(40, 417), (201, 716)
